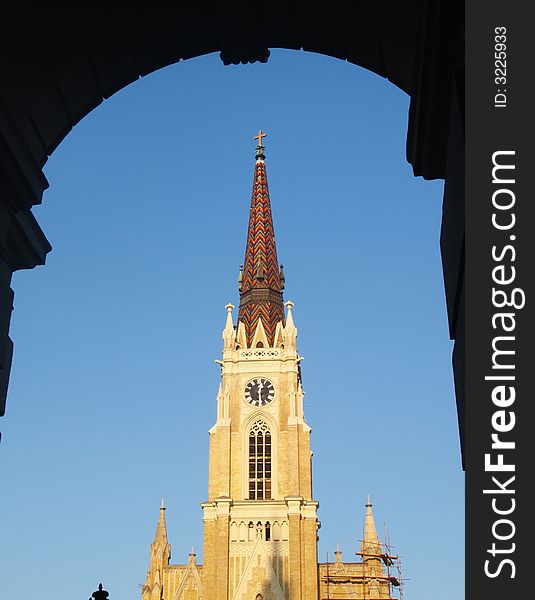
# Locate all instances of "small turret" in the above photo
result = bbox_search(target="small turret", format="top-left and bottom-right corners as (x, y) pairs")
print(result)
(283, 300), (297, 351)
(360, 496), (384, 589)
(153, 498), (169, 545)
(362, 495), (381, 555)
(222, 303), (236, 350)
(142, 500), (171, 600)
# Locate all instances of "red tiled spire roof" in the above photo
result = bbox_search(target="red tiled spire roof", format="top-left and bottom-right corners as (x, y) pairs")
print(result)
(237, 132), (285, 346)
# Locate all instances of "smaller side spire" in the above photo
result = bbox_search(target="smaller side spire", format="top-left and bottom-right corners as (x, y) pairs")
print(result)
(154, 498), (168, 543)
(361, 496), (381, 556)
(284, 300), (295, 330)
(224, 304), (234, 330)
(222, 303), (236, 349)
(143, 500), (171, 600)
(283, 300), (297, 351)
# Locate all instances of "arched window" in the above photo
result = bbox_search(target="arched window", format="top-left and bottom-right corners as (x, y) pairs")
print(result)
(281, 521), (289, 541)
(248, 420), (272, 500)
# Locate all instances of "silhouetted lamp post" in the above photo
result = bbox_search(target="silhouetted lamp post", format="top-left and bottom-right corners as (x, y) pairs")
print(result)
(90, 583), (109, 600)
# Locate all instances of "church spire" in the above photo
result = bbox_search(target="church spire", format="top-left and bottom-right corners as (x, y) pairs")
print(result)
(153, 497), (168, 543)
(142, 500), (171, 600)
(237, 131), (285, 347)
(361, 495), (382, 556)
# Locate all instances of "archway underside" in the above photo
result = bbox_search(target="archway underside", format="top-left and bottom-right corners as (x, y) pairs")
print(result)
(0, 2), (465, 462)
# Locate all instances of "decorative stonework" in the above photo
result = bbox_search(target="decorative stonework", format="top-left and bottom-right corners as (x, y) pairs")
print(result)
(238, 348), (284, 360)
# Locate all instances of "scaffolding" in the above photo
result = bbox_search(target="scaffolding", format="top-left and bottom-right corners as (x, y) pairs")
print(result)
(354, 534), (404, 600)
(321, 531), (405, 600)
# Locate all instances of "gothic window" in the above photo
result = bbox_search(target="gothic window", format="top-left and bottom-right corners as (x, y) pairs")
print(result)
(230, 521), (238, 541)
(248, 420), (272, 500)
(273, 521), (281, 541)
(281, 521), (289, 541)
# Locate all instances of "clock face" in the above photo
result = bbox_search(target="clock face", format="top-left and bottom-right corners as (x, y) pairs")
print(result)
(244, 378), (275, 407)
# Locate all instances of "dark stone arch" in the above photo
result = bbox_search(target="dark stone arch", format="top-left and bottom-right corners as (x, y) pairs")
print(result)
(0, 2), (464, 462)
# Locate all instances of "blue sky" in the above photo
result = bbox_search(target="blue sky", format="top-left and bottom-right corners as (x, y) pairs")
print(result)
(1, 50), (463, 600)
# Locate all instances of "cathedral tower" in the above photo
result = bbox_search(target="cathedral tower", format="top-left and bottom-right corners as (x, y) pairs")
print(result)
(140, 133), (403, 600)
(201, 131), (319, 600)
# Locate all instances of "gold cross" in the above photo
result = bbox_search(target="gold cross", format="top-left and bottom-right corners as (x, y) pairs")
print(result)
(254, 130), (268, 147)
